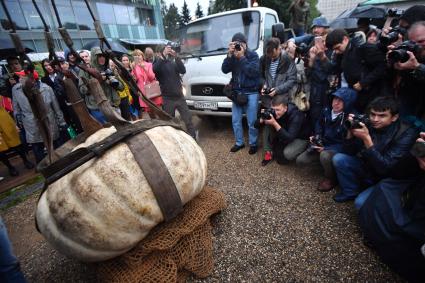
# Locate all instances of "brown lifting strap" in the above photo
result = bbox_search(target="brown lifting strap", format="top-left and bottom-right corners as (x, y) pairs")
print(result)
(126, 133), (183, 221)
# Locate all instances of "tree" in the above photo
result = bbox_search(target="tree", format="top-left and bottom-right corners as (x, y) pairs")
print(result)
(195, 2), (204, 19)
(180, 0), (191, 26)
(210, 0), (245, 14)
(163, 3), (180, 40)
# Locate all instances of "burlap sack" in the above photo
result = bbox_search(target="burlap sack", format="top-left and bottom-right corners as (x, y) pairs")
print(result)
(97, 187), (227, 282)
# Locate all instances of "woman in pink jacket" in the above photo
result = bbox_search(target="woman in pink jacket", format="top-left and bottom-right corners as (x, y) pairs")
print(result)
(132, 49), (162, 117)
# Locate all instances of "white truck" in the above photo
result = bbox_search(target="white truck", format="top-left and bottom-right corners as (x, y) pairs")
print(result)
(179, 7), (281, 116)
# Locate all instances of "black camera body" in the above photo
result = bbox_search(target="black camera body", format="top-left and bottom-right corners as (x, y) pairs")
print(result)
(235, 43), (242, 51)
(261, 108), (276, 120)
(344, 114), (370, 129)
(295, 42), (309, 57)
(263, 88), (272, 95)
(387, 8), (404, 18)
(388, 40), (422, 64)
(380, 26), (406, 47)
(411, 141), (425, 158)
(101, 69), (120, 89)
(307, 134), (324, 153)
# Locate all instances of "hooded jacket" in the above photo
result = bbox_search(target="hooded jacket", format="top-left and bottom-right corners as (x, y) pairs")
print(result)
(315, 87), (357, 151)
(78, 47), (123, 110)
(260, 50), (297, 96)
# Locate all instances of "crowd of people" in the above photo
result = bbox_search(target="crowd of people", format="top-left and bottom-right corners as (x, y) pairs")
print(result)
(223, 5), (425, 281)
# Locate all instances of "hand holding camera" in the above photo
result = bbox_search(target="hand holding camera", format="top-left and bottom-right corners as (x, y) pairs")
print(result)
(232, 42), (245, 59)
(346, 114), (373, 147)
(261, 87), (276, 97)
(307, 135), (324, 153)
(411, 132), (425, 170)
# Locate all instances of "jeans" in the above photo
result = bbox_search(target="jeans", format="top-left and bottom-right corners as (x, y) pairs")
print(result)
(89, 109), (107, 124)
(232, 92), (259, 146)
(0, 217), (26, 283)
(333, 153), (375, 197)
(354, 186), (374, 211)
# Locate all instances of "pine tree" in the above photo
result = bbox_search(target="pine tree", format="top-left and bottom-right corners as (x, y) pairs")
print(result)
(195, 2), (204, 19)
(180, 0), (191, 26)
(163, 3), (180, 40)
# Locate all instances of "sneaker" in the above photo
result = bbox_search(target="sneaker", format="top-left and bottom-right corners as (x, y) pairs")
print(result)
(230, 144), (245, 152)
(261, 151), (273, 166)
(317, 179), (336, 192)
(24, 160), (35, 169)
(248, 145), (258, 155)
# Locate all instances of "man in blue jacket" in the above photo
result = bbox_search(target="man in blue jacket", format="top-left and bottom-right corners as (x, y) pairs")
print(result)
(296, 87), (357, 191)
(333, 96), (419, 202)
(222, 33), (260, 154)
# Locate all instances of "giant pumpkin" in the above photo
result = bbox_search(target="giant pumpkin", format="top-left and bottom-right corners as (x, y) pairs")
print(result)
(36, 125), (207, 262)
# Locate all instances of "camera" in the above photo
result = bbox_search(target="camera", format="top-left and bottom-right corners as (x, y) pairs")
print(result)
(263, 87), (272, 95)
(387, 8), (404, 18)
(388, 40), (422, 64)
(101, 69), (120, 89)
(295, 42), (309, 57)
(379, 26), (406, 46)
(235, 43), (242, 51)
(260, 108), (276, 120)
(410, 141), (425, 158)
(344, 114), (370, 129)
(166, 41), (181, 53)
(307, 135), (324, 153)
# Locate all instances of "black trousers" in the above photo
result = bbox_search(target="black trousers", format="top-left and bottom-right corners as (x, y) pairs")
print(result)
(162, 96), (196, 138)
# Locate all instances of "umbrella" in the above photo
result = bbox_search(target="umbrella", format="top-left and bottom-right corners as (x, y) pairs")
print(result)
(81, 39), (129, 56)
(330, 5), (386, 30)
(330, 18), (358, 30)
(0, 38), (34, 60)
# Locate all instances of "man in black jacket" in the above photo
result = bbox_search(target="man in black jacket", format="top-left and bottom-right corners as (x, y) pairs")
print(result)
(332, 96), (419, 202)
(326, 29), (387, 112)
(153, 43), (196, 139)
(256, 95), (309, 166)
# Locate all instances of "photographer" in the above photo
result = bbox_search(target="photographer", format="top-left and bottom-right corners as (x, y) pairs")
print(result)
(79, 47), (123, 124)
(222, 33), (260, 154)
(296, 87), (357, 191)
(358, 132), (425, 282)
(153, 43), (197, 140)
(332, 96), (419, 202)
(326, 29), (388, 112)
(256, 95), (309, 166)
(388, 21), (425, 130)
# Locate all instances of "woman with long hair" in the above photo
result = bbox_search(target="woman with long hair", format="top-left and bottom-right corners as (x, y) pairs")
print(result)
(132, 49), (161, 118)
(121, 54), (140, 120)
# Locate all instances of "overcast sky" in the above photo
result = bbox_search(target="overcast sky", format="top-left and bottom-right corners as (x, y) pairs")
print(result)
(164, 0), (210, 16)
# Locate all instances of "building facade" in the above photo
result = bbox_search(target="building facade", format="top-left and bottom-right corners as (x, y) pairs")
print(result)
(317, 0), (365, 21)
(0, 0), (165, 53)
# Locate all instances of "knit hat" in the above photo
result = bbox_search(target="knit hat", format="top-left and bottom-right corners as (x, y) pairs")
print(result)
(232, 32), (247, 44)
(400, 5), (425, 26)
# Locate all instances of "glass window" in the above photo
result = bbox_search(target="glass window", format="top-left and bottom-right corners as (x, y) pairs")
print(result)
(180, 11), (260, 56)
(1, 0), (28, 30)
(96, 2), (115, 24)
(56, 0), (77, 29)
(139, 8), (155, 26)
(264, 14), (277, 40)
(20, 1), (44, 30)
(72, 1), (94, 30)
(128, 6), (140, 25)
(113, 4), (130, 25)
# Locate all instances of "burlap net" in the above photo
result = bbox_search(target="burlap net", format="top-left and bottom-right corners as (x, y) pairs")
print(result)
(97, 186), (227, 283)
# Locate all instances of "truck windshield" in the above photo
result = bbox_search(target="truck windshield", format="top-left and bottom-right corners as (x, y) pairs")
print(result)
(179, 11), (260, 57)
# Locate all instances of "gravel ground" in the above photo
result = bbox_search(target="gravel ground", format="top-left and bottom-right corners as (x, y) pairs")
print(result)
(1, 116), (403, 282)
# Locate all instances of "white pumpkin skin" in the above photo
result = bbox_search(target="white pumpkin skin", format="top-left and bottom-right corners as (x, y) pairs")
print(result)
(36, 126), (207, 262)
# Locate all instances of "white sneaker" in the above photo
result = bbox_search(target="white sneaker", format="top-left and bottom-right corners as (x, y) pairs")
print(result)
(0, 176), (4, 182)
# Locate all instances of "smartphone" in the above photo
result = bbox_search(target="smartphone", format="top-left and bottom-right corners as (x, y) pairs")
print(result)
(314, 36), (325, 50)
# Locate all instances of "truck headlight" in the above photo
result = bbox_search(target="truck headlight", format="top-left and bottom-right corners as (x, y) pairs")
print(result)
(182, 86), (187, 97)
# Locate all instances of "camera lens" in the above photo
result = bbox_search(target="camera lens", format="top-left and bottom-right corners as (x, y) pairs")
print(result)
(235, 43), (241, 51)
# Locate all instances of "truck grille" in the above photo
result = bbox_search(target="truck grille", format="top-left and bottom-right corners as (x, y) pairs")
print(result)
(191, 84), (224, 97)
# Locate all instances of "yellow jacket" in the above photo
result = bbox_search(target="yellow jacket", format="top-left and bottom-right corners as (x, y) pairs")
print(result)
(0, 106), (21, 152)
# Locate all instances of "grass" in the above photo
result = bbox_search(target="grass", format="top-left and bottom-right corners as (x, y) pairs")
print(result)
(0, 175), (45, 210)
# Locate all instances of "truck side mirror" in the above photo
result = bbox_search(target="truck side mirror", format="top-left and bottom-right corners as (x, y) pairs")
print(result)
(272, 23), (286, 42)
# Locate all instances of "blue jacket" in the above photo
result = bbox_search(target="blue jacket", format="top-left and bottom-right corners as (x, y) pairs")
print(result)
(315, 87), (357, 152)
(342, 120), (419, 179)
(222, 49), (260, 92)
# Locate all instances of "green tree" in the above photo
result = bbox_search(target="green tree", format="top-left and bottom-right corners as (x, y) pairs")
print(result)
(210, 0), (245, 14)
(163, 3), (180, 40)
(180, 0), (191, 26)
(195, 2), (204, 19)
